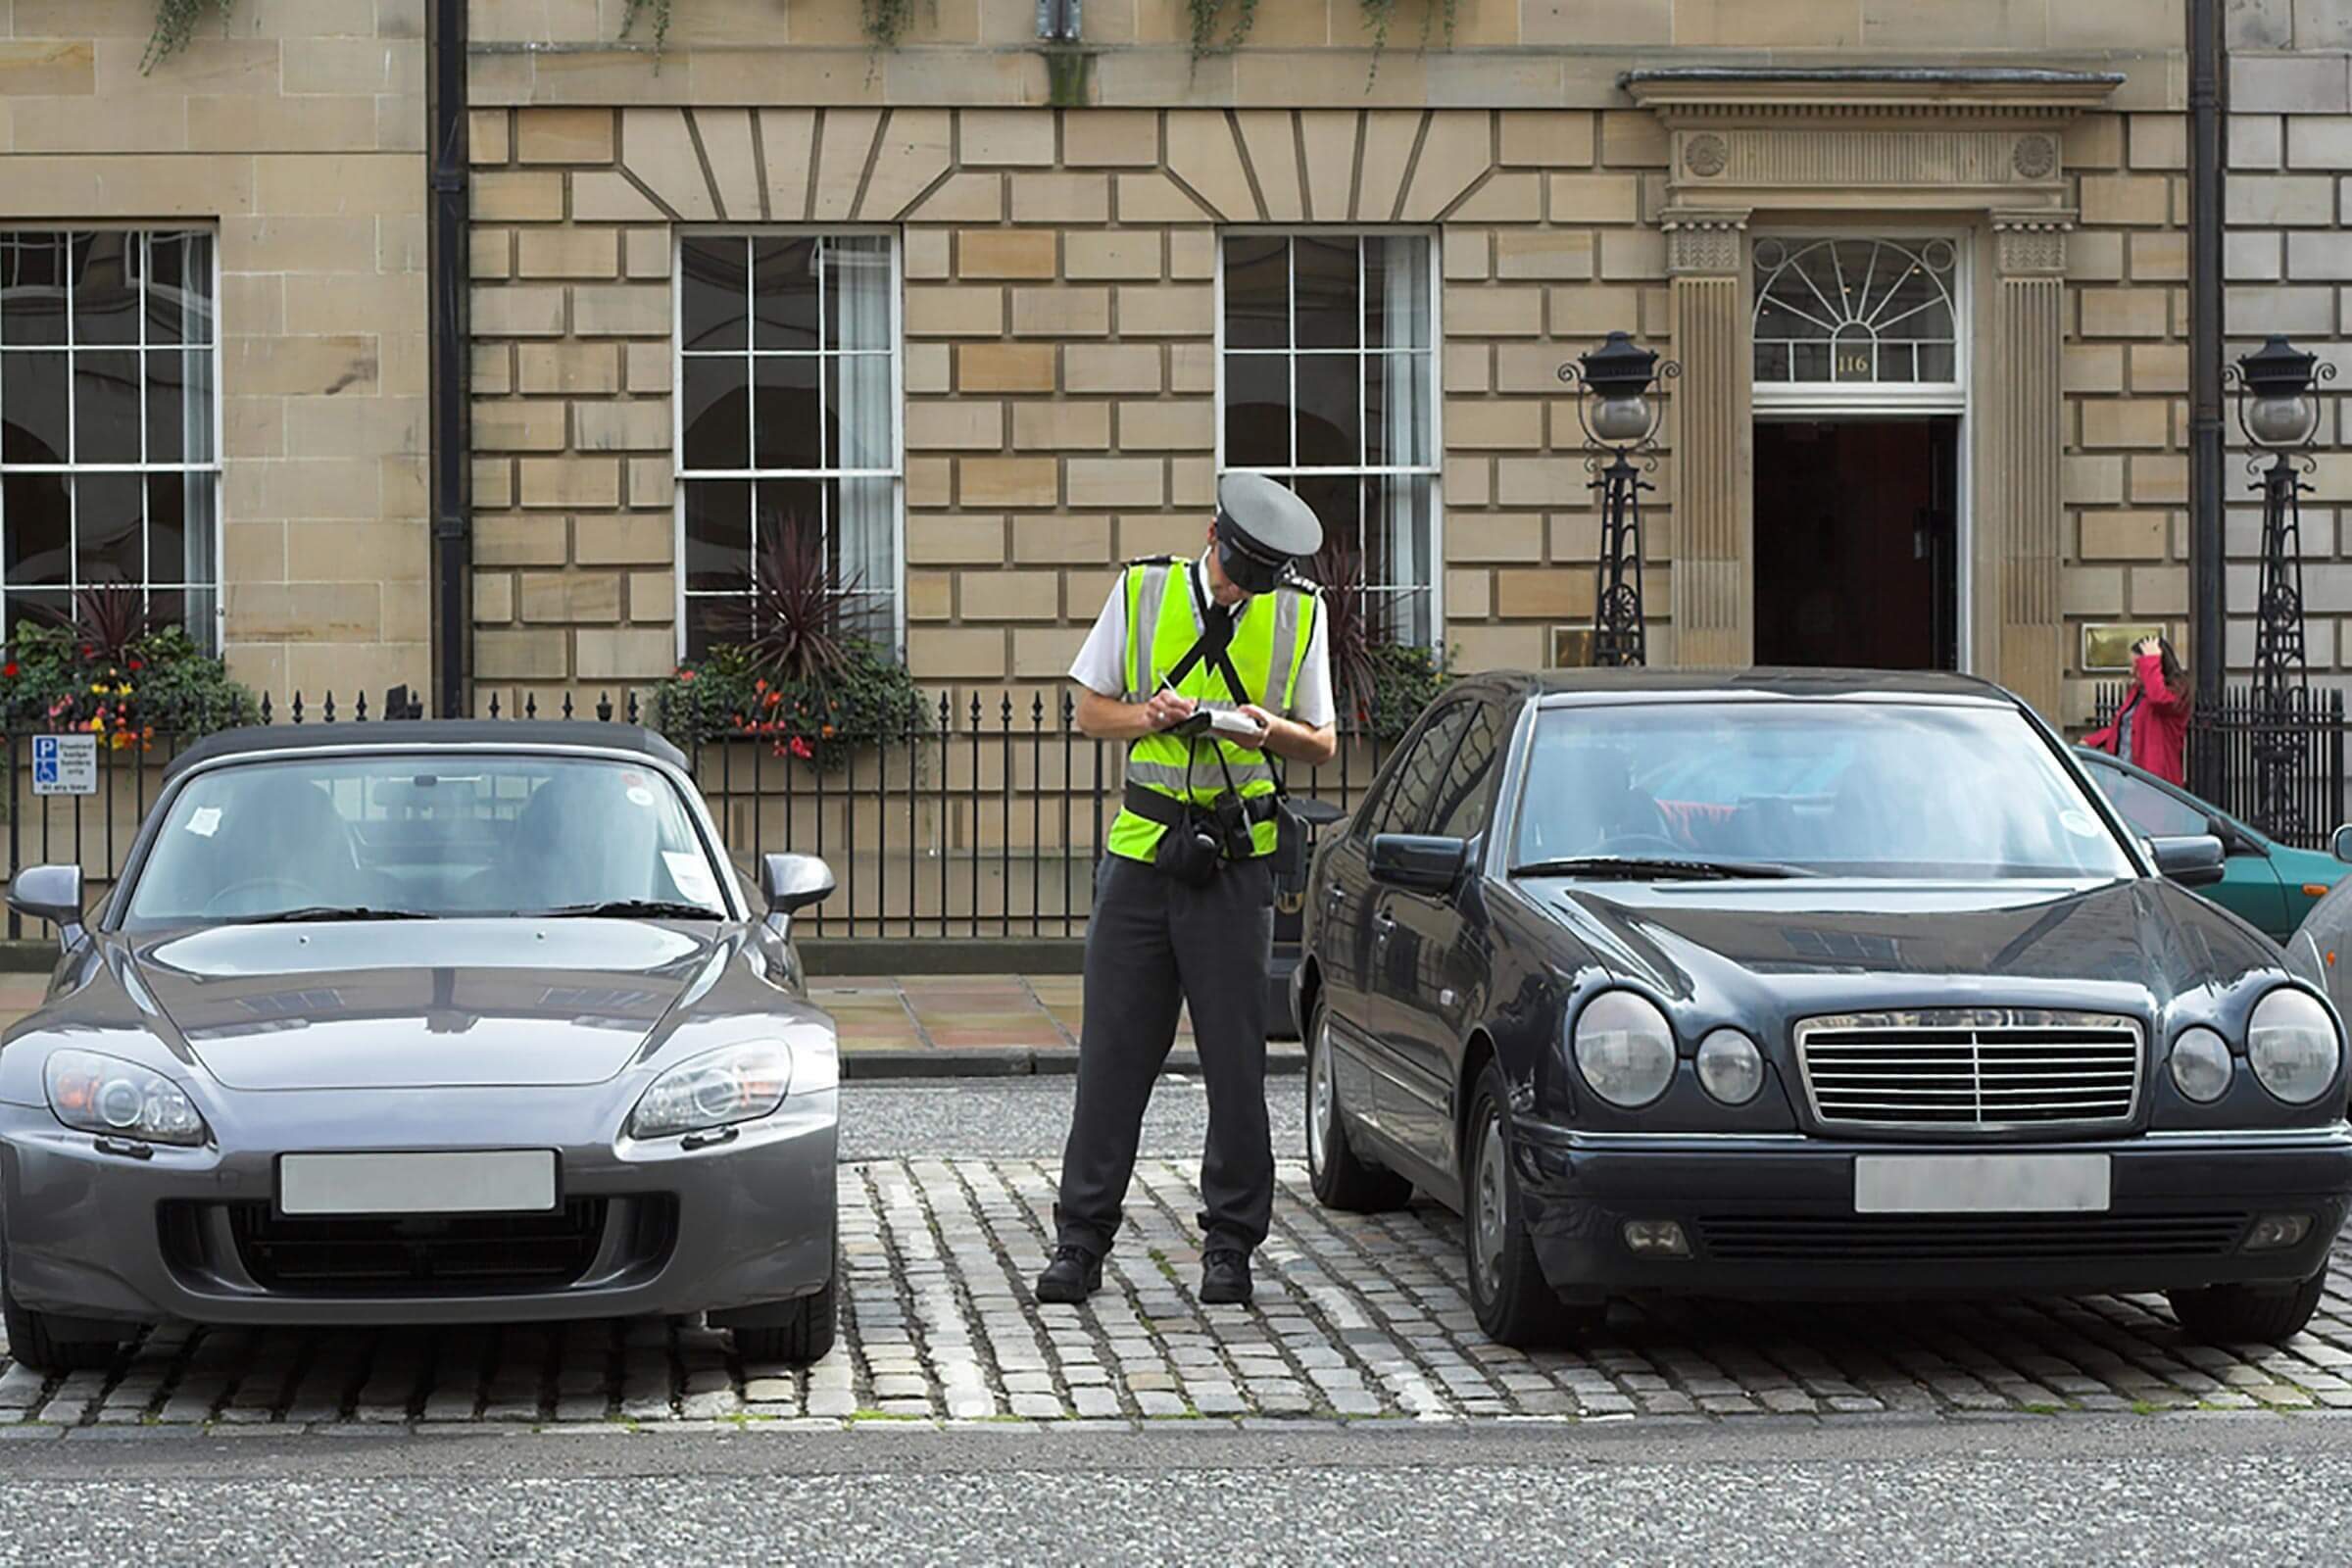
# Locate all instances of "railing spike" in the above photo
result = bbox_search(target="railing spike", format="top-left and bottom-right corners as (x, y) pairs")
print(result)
(488, 691), (502, 719)
(322, 692), (335, 724)
(259, 692), (272, 725)
(524, 692), (538, 719)
(290, 691), (305, 725)
(562, 691), (575, 720)
(355, 691), (368, 722)
(627, 690), (642, 724)
(597, 692), (613, 722)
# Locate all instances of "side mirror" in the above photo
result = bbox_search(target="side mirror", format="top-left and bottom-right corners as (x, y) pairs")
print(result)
(2148, 834), (2227, 888)
(760, 853), (836, 916)
(1368, 833), (1469, 895)
(1293, 799), (1347, 829)
(8, 864), (84, 949)
(2332, 824), (2352, 865)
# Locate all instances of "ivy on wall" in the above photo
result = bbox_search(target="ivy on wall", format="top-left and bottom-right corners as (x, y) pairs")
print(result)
(143, 0), (239, 74)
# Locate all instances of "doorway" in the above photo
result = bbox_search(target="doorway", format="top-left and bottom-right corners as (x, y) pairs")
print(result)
(1752, 418), (1960, 670)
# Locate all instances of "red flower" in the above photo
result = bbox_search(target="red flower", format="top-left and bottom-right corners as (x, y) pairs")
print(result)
(789, 736), (813, 761)
(679, 669), (696, 683)
(127, 660), (143, 672)
(2, 663), (17, 679)
(79, 645), (93, 659)
(764, 690), (781, 708)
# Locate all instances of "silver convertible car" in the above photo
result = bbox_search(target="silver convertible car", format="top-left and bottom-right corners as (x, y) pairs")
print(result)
(0, 722), (841, 1372)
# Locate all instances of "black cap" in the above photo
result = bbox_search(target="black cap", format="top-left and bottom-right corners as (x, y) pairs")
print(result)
(1214, 473), (1322, 594)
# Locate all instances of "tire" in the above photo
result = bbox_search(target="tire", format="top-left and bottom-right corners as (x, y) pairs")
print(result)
(1305, 1001), (1413, 1214)
(2166, 1269), (2328, 1345)
(2, 1285), (121, 1375)
(731, 1271), (839, 1366)
(1462, 1063), (1603, 1348)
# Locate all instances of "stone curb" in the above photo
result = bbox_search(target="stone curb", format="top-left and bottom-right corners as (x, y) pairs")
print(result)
(841, 1046), (1307, 1080)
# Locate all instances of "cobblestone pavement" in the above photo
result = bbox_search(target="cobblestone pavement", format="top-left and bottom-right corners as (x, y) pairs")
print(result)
(5, 1159), (2352, 1435)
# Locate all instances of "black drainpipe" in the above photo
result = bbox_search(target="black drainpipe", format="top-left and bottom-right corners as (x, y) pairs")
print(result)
(2187, 0), (2226, 797)
(427, 0), (471, 718)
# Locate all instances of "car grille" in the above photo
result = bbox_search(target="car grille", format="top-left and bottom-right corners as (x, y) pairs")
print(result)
(1695, 1212), (2249, 1263)
(1794, 1009), (2143, 1131)
(163, 1197), (676, 1297)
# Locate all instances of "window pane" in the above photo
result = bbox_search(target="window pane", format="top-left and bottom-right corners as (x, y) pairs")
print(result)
(146, 348), (215, 465)
(74, 350), (142, 464)
(1368, 475), (1435, 646)
(826, 355), (893, 470)
(1431, 701), (1506, 841)
(1293, 236), (1358, 351)
(1363, 352), (1432, 468)
(1289, 471), (1363, 568)
(682, 594), (736, 662)
(681, 356), (750, 471)
(682, 479), (751, 591)
(835, 473), (895, 640)
(752, 236), (819, 352)
(752, 354), (820, 471)
(1293, 353), (1360, 468)
(1221, 236), (1288, 351)
(76, 471), (143, 583)
(3, 472), (69, 585)
(824, 235), (894, 353)
(72, 233), (140, 348)
(145, 233), (214, 347)
(680, 237), (749, 353)
(1222, 355), (1289, 468)
(1, 350), (69, 465)
(5, 591), (69, 644)
(1364, 236), (1431, 352)
(0, 234), (70, 348)
(2093, 768), (2209, 840)
(1375, 703), (1472, 836)
(754, 478), (827, 561)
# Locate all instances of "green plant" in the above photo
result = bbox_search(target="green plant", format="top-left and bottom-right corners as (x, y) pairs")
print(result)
(619, 0), (674, 46)
(1359, 0), (1458, 83)
(862, 0), (918, 50)
(652, 641), (926, 772)
(34, 583), (157, 665)
(710, 524), (864, 686)
(1302, 540), (1449, 740)
(1186, 0), (1262, 59)
(1361, 641), (1450, 741)
(144, 0), (240, 74)
(0, 620), (257, 741)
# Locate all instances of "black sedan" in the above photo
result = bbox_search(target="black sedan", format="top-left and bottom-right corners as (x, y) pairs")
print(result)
(1293, 670), (2352, 1347)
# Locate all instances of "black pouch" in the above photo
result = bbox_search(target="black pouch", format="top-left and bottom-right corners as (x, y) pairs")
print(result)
(1152, 807), (1225, 888)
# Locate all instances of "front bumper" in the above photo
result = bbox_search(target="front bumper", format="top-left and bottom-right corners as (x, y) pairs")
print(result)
(1514, 1124), (2352, 1303)
(0, 1087), (838, 1331)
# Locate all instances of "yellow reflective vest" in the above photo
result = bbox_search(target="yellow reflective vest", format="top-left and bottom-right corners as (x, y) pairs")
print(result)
(1104, 558), (1318, 864)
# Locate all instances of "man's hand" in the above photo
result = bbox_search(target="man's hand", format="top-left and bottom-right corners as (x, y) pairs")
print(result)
(1226, 704), (1278, 751)
(1144, 690), (1199, 731)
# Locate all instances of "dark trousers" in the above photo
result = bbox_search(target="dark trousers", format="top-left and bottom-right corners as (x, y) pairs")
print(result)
(1054, 853), (1275, 1257)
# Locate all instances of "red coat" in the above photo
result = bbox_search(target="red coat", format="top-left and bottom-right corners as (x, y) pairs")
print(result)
(2084, 653), (2190, 786)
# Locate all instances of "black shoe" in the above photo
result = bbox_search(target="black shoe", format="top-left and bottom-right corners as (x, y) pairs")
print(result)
(1200, 1249), (1253, 1305)
(1035, 1245), (1102, 1303)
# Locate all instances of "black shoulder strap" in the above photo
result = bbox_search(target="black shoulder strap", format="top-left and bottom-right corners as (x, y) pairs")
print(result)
(1161, 560), (1253, 708)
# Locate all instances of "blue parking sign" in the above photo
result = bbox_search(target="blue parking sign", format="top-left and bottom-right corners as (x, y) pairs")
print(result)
(30, 734), (96, 797)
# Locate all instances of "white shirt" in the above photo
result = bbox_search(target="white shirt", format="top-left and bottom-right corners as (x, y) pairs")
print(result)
(1069, 554), (1337, 729)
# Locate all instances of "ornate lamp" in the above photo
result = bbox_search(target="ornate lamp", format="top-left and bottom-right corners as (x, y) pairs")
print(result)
(1559, 331), (1678, 667)
(2230, 335), (2335, 837)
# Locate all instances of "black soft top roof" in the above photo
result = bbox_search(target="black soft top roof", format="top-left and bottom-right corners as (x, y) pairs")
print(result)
(163, 721), (689, 780)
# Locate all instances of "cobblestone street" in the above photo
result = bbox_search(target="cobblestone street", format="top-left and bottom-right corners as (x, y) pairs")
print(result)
(5, 1156), (2352, 1436)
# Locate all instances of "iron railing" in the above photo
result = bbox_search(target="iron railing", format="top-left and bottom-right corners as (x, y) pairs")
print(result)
(2088, 680), (2349, 850)
(2, 691), (1396, 940)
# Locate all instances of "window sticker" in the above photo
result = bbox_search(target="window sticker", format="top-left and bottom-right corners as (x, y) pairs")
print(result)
(2060, 809), (2101, 838)
(187, 807), (222, 838)
(664, 851), (719, 907)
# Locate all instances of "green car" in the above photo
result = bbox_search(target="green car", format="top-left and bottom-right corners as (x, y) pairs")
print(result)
(2075, 746), (2352, 942)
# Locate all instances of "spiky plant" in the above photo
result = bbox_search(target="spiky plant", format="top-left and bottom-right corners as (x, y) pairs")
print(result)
(711, 522), (865, 687)
(38, 584), (160, 665)
(1304, 538), (1390, 729)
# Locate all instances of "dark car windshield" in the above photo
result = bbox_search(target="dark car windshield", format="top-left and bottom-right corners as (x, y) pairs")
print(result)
(122, 754), (730, 928)
(1511, 701), (2135, 881)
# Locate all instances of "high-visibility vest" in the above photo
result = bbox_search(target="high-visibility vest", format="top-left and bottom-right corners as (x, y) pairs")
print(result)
(1104, 558), (1319, 864)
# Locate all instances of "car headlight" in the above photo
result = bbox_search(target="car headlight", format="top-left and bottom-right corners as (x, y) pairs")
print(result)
(1572, 992), (1676, 1108)
(45, 1049), (207, 1147)
(1695, 1029), (1763, 1105)
(2169, 1027), (2232, 1103)
(628, 1043), (792, 1139)
(2248, 988), (2341, 1105)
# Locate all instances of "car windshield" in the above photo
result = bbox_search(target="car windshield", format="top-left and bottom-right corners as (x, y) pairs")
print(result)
(122, 753), (731, 928)
(1511, 701), (2136, 881)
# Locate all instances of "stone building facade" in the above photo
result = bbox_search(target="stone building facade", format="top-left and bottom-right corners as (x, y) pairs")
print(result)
(2226, 1), (2352, 690)
(0, 0), (430, 701)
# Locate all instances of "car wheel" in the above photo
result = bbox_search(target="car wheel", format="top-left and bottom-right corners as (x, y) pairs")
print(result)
(1, 1283), (121, 1374)
(1462, 1063), (1601, 1348)
(2166, 1269), (2328, 1345)
(1305, 1001), (1412, 1213)
(731, 1271), (839, 1366)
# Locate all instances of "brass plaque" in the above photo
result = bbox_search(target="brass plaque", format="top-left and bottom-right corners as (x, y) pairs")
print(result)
(1551, 626), (1595, 668)
(2082, 622), (2166, 672)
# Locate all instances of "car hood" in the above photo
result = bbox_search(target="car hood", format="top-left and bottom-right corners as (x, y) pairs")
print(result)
(1526, 875), (2281, 1018)
(128, 919), (722, 1090)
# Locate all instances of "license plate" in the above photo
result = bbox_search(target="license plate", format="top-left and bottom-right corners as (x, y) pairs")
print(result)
(1853, 1153), (2111, 1214)
(278, 1152), (558, 1217)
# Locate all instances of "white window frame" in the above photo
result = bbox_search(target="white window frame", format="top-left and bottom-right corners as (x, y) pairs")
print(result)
(671, 225), (906, 662)
(1750, 230), (1969, 417)
(1751, 225), (1977, 671)
(1212, 226), (1445, 646)
(0, 225), (226, 650)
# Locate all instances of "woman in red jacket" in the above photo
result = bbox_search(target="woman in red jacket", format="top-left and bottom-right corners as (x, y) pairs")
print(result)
(2085, 635), (2192, 786)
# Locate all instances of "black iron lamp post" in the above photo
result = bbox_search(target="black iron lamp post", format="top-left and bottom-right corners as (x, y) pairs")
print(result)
(1560, 331), (1677, 667)
(2231, 334), (2335, 836)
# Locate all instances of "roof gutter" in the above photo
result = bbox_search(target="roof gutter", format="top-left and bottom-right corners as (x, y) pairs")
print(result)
(2188, 0), (2227, 795)
(427, 0), (471, 718)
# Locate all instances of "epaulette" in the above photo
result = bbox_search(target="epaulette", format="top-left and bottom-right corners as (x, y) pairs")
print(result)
(1124, 555), (1179, 567)
(1277, 572), (1322, 596)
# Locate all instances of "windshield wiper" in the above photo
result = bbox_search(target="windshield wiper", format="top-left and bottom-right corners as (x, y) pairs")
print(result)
(1510, 856), (1817, 881)
(235, 906), (437, 925)
(532, 899), (723, 921)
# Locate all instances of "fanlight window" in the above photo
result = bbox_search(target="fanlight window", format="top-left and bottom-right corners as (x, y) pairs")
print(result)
(1753, 237), (1958, 388)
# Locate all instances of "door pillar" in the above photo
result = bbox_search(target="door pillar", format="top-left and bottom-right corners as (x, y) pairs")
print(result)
(1990, 212), (2073, 720)
(1665, 208), (1752, 668)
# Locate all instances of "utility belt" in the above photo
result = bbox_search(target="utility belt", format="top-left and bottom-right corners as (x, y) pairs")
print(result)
(1122, 782), (1300, 890)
